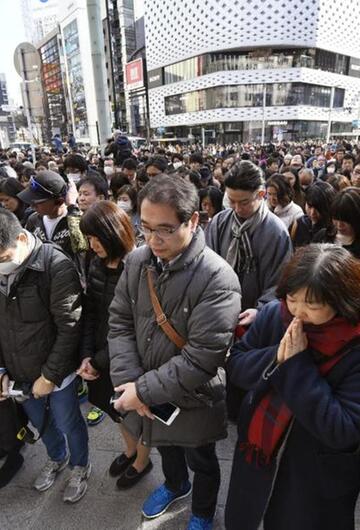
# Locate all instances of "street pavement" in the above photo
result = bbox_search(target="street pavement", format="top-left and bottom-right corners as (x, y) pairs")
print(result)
(0, 400), (232, 530)
(1, 399), (360, 530)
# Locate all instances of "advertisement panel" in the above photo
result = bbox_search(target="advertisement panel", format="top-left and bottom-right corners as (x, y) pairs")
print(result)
(126, 59), (144, 91)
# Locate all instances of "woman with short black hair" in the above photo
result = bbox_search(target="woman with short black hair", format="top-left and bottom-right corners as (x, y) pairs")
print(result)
(225, 244), (360, 530)
(314, 187), (360, 258)
(266, 174), (303, 229)
(0, 178), (30, 226)
(290, 180), (336, 247)
(78, 201), (152, 489)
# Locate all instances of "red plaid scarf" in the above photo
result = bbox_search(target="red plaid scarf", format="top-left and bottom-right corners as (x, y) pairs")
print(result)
(239, 301), (360, 466)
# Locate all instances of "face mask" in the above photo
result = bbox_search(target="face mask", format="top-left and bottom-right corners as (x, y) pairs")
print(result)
(336, 233), (354, 246)
(67, 173), (82, 184)
(117, 200), (133, 213)
(327, 167), (335, 174)
(173, 161), (183, 169)
(104, 167), (113, 177)
(0, 248), (23, 275)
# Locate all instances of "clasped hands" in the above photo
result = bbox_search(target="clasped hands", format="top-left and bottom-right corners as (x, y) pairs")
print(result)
(277, 317), (308, 364)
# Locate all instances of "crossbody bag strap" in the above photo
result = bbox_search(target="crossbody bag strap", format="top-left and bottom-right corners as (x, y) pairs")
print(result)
(146, 269), (186, 350)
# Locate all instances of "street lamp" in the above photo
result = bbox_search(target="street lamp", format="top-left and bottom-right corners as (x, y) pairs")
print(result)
(326, 86), (336, 144)
(261, 85), (267, 145)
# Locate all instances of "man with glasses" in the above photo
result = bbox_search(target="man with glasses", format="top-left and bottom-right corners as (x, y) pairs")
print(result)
(351, 162), (360, 187)
(108, 175), (241, 530)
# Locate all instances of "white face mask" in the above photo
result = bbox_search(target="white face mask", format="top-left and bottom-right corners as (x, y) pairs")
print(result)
(104, 167), (113, 177)
(327, 167), (336, 174)
(0, 247), (23, 275)
(173, 161), (183, 169)
(117, 200), (133, 213)
(67, 173), (82, 184)
(336, 233), (354, 246)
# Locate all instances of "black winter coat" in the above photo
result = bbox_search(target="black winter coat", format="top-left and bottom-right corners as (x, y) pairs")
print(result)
(81, 256), (123, 372)
(290, 214), (326, 248)
(0, 239), (82, 386)
(80, 256), (123, 419)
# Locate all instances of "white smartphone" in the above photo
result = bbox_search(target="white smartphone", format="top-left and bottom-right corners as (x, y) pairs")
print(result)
(150, 402), (180, 426)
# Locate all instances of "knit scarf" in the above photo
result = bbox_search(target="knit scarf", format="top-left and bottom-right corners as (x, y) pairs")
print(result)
(226, 200), (268, 276)
(240, 300), (360, 466)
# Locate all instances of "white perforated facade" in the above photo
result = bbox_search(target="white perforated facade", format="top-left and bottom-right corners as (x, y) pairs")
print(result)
(144, 0), (360, 140)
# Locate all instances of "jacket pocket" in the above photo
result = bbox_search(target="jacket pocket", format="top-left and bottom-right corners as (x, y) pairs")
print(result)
(17, 286), (49, 322)
(317, 450), (360, 498)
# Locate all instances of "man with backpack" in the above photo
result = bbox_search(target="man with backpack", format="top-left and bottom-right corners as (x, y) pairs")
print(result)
(104, 130), (133, 167)
(0, 209), (90, 503)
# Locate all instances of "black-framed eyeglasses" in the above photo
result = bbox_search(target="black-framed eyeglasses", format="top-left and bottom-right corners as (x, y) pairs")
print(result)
(30, 176), (55, 197)
(138, 223), (184, 239)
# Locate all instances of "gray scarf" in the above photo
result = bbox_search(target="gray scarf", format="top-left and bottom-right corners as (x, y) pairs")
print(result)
(226, 200), (268, 276)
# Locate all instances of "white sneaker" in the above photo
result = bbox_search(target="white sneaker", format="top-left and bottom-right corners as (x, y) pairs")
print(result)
(63, 462), (92, 503)
(34, 454), (70, 492)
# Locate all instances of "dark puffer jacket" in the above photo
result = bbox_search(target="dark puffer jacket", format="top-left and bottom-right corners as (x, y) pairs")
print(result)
(0, 239), (82, 386)
(81, 256), (123, 372)
(108, 228), (241, 447)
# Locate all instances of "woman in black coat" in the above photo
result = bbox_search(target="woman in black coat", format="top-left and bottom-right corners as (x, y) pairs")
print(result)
(290, 180), (336, 247)
(314, 187), (360, 258)
(225, 244), (360, 530)
(78, 201), (152, 489)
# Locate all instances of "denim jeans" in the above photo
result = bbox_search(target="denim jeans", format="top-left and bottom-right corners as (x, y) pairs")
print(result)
(157, 443), (220, 519)
(22, 379), (88, 467)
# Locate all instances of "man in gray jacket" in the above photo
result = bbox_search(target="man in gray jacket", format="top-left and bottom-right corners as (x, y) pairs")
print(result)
(108, 175), (241, 530)
(206, 160), (292, 326)
(206, 161), (292, 422)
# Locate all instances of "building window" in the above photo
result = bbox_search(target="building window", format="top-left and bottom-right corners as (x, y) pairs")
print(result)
(164, 83), (345, 115)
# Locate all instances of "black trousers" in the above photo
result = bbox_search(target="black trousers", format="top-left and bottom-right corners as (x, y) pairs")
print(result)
(157, 443), (220, 519)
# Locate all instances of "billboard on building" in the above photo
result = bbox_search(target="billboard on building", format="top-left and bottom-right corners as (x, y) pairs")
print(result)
(126, 58), (144, 91)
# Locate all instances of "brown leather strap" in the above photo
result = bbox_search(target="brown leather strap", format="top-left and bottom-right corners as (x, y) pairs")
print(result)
(147, 269), (186, 349)
(290, 219), (298, 242)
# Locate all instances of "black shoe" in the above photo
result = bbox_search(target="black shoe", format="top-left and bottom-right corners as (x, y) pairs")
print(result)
(0, 451), (24, 488)
(109, 452), (136, 477)
(116, 460), (153, 490)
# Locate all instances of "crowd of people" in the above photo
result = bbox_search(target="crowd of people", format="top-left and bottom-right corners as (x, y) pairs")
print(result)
(0, 131), (360, 530)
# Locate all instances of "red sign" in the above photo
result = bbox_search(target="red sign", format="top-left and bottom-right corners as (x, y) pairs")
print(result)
(126, 59), (144, 90)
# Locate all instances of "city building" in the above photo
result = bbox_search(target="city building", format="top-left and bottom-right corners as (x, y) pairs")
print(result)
(37, 28), (68, 143)
(145, 0), (360, 143)
(58, 0), (111, 145)
(103, 0), (127, 131)
(21, 0), (60, 45)
(0, 74), (16, 147)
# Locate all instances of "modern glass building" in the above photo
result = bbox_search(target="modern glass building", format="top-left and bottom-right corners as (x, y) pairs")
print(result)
(145, 0), (360, 142)
(38, 31), (67, 142)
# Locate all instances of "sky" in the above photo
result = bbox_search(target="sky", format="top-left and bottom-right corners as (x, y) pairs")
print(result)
(0, 1), (26, 105)
(0, 0), (144, 107)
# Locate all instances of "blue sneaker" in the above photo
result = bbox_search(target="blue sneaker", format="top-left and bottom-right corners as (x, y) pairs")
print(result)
(142, 480), (192, 519)
(187, 515), (213, 530)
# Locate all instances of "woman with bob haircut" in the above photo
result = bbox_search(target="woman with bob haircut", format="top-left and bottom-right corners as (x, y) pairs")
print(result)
(225, 244), (360, 530)
(265, 174), (303, 229)
(290, 180), (336, 247)
(314, 187), (360, 258)
(77, 201), (152, 489)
